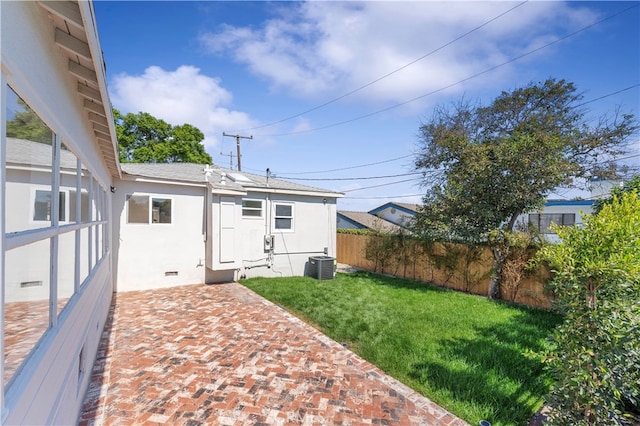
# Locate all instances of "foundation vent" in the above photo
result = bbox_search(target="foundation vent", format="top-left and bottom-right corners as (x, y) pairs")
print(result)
(20, 280), (43, 288)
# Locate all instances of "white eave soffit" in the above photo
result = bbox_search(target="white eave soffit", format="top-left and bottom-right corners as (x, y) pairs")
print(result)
(39, 0), (121, 178)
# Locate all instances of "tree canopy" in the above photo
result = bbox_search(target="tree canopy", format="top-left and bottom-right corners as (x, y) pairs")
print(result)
(6, 98), (53, 143)
(413, 78), (637, 243)
(114, 109), (212, 164)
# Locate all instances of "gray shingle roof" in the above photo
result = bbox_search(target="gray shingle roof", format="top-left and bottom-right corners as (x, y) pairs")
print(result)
(338, 211), (405, 233)
(7, 138), (79, 170)
(394, 202), (421, 212)
(121, 163), (343, 196)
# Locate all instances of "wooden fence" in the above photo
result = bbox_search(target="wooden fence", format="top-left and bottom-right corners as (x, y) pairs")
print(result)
(336, 232), (553, 309)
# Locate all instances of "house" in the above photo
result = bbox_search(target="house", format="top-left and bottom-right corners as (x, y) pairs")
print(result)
(1, 1), (340, 423)
(115, 163), (341, 291)
(516, 180), (623, 241)
(521, 200), (594, 241)
(368, 202), (420, 228)
(363, 179), (623, 241)
(337, 210), (405, 233)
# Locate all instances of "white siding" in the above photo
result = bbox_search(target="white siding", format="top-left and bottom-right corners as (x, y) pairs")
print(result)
(1, 2), (114, 423)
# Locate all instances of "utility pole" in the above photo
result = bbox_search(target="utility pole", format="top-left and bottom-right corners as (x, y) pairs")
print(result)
(219, 151), (236, 169)
(222, 132), (252, 171)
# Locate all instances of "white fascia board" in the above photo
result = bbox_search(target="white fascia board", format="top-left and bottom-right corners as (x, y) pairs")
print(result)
(210, 187), (247, 196)
(120, 175), (247, 195)
(242, 187), (344, 198)
(120, 175), (208, 188)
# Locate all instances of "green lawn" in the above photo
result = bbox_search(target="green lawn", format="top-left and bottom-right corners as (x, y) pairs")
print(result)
(241, 271), (561, 426)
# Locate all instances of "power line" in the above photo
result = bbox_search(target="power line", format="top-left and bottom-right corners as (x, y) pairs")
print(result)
(344, 193), (425, 200)
(600, 153), (640, 163)
(232, 1), (529, 133)
(255, 3), (639, 138)
(574, 84), (640, 108)
(275, 153), (414, 175)
(336, 153), (638, 196)
(343, 177), (421, 193)
(278, 172), (421, 181)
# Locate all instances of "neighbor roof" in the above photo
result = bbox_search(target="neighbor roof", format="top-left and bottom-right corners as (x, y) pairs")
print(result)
(338, 211), (405, 233)
(368, 202), (421, 216)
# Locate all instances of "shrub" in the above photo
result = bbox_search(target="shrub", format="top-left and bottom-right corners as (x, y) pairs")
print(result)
(538, 191), (640, 425)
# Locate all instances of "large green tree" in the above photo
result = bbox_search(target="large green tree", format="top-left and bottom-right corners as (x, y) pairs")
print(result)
(114, 109), (212, 164)
(413, 79), (637, 298)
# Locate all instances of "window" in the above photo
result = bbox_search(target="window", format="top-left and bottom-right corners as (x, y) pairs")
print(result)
(152, 198), (171, 223)
(68, 190), (89, 223)
(242, 199), (262, 217)
(127, 195), (172, 224)
(33, 190), (65, 222)
(127, 195), (149, 223)
(274, 203), (293, 230)
(3, 84), (110, 389)
(529, 213), (575, 234)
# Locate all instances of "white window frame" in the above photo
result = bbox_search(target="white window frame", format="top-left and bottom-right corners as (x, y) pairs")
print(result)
(273, 202), (294, 232)
(2, 82), (110, 398)
(242, 199), (263, 218)
(30, 187), (67, 224)
(126, 194), (173, 225)
(528, 213), (576, 234)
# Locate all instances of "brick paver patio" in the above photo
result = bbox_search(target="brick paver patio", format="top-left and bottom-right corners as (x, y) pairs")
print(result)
(80, 282), (467, 425)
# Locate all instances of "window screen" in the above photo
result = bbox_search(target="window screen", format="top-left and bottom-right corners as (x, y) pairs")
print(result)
(274, 204), (293, 230)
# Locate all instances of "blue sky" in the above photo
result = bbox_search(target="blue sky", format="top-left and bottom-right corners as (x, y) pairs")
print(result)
(93, 1), (640, 211)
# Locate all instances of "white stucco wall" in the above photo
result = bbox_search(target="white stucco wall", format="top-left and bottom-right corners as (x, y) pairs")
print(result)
(113, 179), (208, 291)
(4, 168), (92, 302)
(515, 202), (594, 243)
(239, 192), (337, 279)
(1, 2), (114, 424)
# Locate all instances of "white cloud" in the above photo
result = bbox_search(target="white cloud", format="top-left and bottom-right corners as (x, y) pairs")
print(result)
(200, 1), (597, 107)
(110, 65), (259, 151)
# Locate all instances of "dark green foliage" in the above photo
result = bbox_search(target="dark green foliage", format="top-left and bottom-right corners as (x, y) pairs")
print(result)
(5, 98), (53, 143)
(337, 228), (372, 235)
(538, 191), (640, 425)
(114, 109), (212, 164)
(413, 79), (637, 299)
(414, 79), (636, 242)
(364, 228), (413, 274)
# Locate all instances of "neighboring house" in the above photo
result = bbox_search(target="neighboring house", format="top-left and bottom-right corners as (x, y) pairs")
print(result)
(364, 180), (622, 241)
(337, 210), (405, 233)
(1, 2), (340, 423)
(518, 200), (594, 242)
(368, 202), (420, 228)
(516, 180), (623, 241)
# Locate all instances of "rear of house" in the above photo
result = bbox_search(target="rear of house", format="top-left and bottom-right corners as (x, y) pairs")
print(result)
(114, 164), (341, 291)
(1, 1), (340, 423)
